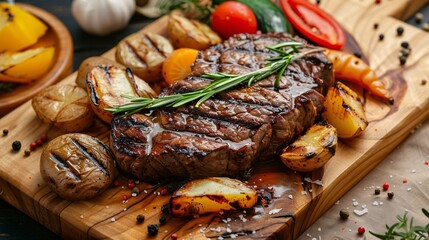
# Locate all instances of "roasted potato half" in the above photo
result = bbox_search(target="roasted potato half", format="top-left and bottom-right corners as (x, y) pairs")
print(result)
(115, 32), (173, 83)
(75, 56), (125, 88)
(168, 14), (221, 50)
(170, 177), (257, 217)
(86, 66), (147, 123)
(32, 84), (94, 132)
(281, 122), (337, 172)
(324, 81), (368, 138)
(76, 56), (156, 98)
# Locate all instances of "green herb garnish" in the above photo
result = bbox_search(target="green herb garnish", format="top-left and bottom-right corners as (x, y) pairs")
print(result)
(369, 208), (429, 239)
(159, 0), (214, 23)
(107, 41), (320, 116)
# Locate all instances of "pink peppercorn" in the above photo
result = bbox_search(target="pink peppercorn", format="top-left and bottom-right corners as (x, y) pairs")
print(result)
(358, 226), (365, 234)
(127, 182), (136, 189)
(382, 183), (389, 191)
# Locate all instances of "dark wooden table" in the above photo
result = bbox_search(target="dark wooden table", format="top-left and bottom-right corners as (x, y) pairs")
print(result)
(1, 1), (428, 239)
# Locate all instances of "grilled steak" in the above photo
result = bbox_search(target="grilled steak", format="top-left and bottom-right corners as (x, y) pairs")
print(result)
(111, 33), (334, 182)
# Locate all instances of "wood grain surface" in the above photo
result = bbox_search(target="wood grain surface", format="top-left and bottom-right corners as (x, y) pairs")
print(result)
(1, 1), (429, 239)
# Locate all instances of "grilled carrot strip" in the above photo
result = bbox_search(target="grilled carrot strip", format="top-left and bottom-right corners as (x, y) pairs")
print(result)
(324, 49), (392, 103)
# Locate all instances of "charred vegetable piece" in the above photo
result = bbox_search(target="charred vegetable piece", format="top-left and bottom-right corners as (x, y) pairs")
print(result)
(32, 84), (94, 132)
(168, 13), (221, 50)
(86, 66), (141, 123)
(116, 32), (173, 83)
(170, 177), (257, 217)
(324, 49), (392, 103)
(281, 122), (337, 172)
(324, 81), (368, 138)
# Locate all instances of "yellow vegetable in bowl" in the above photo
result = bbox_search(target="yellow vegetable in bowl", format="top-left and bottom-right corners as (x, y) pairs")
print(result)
(0, 3), (48, 52)
(0, 46), (55, 83)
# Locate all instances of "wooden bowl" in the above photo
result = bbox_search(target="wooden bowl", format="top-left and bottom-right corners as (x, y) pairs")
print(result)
(0, 3), (73, 117)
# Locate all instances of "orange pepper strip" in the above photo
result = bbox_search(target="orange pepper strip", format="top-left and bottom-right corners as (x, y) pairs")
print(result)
(324, 49), (392, 103)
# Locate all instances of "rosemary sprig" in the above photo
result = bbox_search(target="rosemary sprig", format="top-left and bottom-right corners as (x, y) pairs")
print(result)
(369, 208), (429, 240)
(106, 41), (320, 116)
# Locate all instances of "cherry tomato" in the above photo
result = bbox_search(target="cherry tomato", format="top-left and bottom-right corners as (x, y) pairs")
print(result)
(211, 1), (257, 39)
(280, 0), (346, 50)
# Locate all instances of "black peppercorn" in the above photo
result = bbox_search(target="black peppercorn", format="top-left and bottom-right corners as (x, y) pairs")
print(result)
(12, 140), (21, 151)
(136, 214), (145, 223)
(421, 79), (427, 85)
(373, 23), (379, 29)
(375, 189), (381, 195)
(399, 55), (407, 65)
(316, 0), (321, 4)
(2, 129), (8, 136)
(147, 224), (159, 235)
(378, 34), (384, 41)
(400, 41), (409, 49)
(24, 150), (31, 156)
(159, 215), (167, 225)
(396, 26), (404, 36)
(161, 203), (170, 215)
(339, 209), (349, 219)
(387, 192), (394, 199)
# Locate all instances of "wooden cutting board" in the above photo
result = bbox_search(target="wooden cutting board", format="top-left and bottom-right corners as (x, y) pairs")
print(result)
(1, 1), (429, 239)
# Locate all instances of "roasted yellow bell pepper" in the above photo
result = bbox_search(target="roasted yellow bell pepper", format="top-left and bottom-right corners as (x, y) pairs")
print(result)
(0, 3), (48, 52)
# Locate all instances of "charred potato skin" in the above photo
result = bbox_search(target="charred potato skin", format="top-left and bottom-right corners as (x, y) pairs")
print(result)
(281, 122), (337, 172)
(86, 66), (141, 123)
(170, 177), (257, 217)
(324, 81), (368, 138)
(168, 14), (221, 50)
(32, 84), (94, 132)
(75, 57), (125, 88)
(115, 32), (173, 83)
(40, 133), (117, 201)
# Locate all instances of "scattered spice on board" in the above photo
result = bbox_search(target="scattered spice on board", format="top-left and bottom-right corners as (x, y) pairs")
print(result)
(374, 189), (381, 195)
(136, 214), (145, 223)
(373, 23), (379, 29)
(378, 34), (384, 41)
(387, 192), (394, 199)
(2, 129), (8, 136)
(382, 182), (389, 191)
(422, 80), (427, 85)
(159, 215), (167, 225)
(24, 149), (30, 156)
(12, 140), (21, 151)
(148, 224), (159, 235)
(396, 26), (404, 36)
(340, 209), (349, 219)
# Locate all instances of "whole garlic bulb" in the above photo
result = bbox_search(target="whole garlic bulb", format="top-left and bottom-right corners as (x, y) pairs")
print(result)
(71, 0), (136, 36)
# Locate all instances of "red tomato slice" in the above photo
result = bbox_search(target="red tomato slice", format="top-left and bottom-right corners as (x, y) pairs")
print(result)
(211, 1), (258, 39)
(280, 0), (346, 50)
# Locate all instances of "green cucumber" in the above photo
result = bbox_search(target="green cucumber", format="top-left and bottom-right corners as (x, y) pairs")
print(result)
(214, 0), (292, 34)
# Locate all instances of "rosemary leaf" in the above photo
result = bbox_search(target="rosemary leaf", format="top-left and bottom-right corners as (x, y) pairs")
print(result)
(107, 41), (311, 116)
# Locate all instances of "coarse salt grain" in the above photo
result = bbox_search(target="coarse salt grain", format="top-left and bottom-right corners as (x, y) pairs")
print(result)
(143, 190), (148, 193)
(372, 201), (379, 206)
(318, 227), (321, 232)
(231, 234), (237, 238)
(217, 236), (224, 240)
(226, 227), (232, 233)
(269, 208), (282, 215)
(352, 200), (359, 207)
(301, 191), (307, 195)
(362, 204), (367, 209)
(407, 187), (412, 191)
(288, 194), (293, 200)
(80, 215), (84, 219)
(111, 217), (116, 222)
(353, 208), (368, 216)
(412, 169), (416, 173)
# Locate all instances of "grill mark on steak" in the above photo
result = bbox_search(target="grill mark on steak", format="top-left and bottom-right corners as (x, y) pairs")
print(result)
(111, 33), (334, 182)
